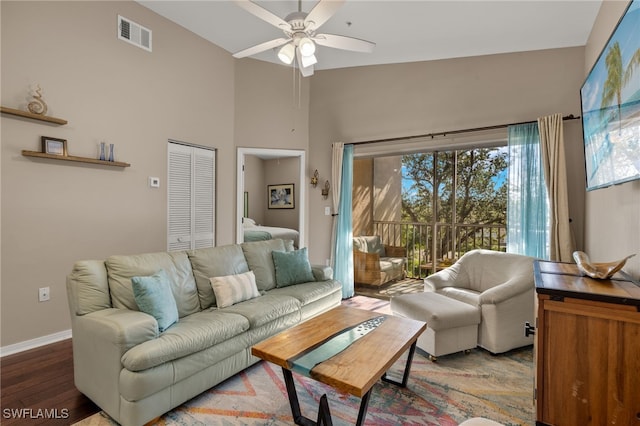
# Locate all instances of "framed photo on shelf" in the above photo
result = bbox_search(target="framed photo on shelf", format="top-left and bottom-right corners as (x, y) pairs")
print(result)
(41, 136), (67, 156)
(268, 183), (294, 209)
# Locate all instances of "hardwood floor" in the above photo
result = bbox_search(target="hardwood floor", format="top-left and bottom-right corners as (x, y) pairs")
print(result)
(355, 277), (423, 300)
(1, 339), (99, 425)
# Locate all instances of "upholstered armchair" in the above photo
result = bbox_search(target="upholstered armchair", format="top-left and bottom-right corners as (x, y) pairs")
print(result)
(353, 235), (406, 287)
(424, 249), (535, 354)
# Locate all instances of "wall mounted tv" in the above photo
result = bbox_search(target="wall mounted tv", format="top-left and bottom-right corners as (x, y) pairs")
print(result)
(580, 0), (640, 191)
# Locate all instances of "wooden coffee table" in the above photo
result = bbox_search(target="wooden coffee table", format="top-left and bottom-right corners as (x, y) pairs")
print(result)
(251, 306), (426, 426)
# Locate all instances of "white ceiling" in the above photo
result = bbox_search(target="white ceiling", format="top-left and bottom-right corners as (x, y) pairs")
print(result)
(138, 0), (603, 71)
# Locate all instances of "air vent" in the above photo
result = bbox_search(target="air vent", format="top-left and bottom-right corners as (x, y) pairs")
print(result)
(118, 15), (152, 52)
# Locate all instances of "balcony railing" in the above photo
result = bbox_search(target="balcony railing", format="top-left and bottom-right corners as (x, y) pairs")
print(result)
(373, 221), (506, 278)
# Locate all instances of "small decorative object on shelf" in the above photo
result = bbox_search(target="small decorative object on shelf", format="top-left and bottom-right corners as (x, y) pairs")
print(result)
(108, 143), (114, 162)
(99, 142), (106, 161)
(27, 84), (48, 116)
(41, 136), (67, 156)
(572, 251), (636, 279)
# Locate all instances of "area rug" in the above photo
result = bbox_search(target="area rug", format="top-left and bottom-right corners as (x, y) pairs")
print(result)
(75, 297), (534, 426)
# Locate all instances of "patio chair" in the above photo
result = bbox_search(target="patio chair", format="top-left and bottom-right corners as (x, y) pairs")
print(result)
(353, 235), (406, 287)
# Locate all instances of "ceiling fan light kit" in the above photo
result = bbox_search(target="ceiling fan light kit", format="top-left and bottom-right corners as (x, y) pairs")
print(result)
(298, 37), (316, 56)
(233, 0), (375, 77)
(278, 43), (295, 64)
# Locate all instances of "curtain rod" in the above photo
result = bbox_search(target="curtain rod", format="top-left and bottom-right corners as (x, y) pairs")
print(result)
(349, 114), (580, 146)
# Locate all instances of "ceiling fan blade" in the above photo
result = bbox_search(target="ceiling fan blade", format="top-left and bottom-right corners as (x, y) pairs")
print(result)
(234, 0), (290, 30)
(296, 49), (315, 77)
(232, 37), (290, 58)
(313, 33), (375, 53)
(304, 0), (345, 32)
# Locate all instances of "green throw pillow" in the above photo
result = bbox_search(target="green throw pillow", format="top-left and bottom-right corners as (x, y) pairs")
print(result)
(272, 248), (315, 288)
(131, 270), (179, 332)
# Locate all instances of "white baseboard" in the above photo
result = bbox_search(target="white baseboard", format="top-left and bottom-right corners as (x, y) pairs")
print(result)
(0, 329), (72, 357)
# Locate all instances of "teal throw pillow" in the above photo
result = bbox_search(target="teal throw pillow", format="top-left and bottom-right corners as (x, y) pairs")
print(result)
(131, 270), (179, 332)
(272, 247), (315, 288)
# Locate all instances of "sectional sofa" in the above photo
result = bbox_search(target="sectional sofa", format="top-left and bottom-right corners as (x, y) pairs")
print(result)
(66, 239), (342, 426)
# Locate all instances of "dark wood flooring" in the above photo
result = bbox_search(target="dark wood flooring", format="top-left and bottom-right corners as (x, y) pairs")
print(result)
(0, 287), (420, 426)
(1, 339), (99, 425)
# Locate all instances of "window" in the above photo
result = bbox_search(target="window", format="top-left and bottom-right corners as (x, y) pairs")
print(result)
(167, 141), (216, 251)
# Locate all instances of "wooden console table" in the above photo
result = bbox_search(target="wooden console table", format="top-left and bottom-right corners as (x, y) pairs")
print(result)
(533, 260), (640, 425)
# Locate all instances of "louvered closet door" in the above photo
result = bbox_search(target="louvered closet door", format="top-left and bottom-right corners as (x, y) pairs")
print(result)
(168, 142), (215, 251)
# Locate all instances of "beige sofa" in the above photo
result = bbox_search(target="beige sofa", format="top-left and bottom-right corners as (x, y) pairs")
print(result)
(66, 239), (342, 426)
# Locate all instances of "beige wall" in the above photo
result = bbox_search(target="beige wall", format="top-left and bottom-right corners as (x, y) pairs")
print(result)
(308, 47), (586, 265)
(0, 1), (309, 348)
(583, 0), (640, 278)
(243, 156), (301, 229)
(353, 159), (373, 236)
(263, 157), (300, 229)
(244, 155), (265, 223)
(1, 1), (235, 347)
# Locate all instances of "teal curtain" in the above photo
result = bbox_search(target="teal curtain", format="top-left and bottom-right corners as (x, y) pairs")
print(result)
(507, 123), (549, 259)
(333, 144), (354, 298)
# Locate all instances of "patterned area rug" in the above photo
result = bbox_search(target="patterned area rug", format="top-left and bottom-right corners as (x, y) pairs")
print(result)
(75, 297), (534, 426)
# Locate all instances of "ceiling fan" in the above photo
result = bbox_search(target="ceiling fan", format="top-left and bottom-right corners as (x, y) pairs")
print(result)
(232, 0), (375, 77)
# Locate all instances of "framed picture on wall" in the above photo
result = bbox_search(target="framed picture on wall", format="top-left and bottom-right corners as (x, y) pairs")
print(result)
(268, 183), (294, 209)
(41, 136), (67, 156)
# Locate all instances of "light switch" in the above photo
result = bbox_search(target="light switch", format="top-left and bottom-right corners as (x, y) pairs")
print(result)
(149, 177), (160, 188)
(324, 206), (331, 216)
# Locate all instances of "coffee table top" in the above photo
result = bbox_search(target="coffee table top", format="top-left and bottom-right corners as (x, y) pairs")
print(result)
(251, 305), (426, 397)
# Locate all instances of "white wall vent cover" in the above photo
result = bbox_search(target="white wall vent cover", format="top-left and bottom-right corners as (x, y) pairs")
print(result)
(118, 15), (152, 52)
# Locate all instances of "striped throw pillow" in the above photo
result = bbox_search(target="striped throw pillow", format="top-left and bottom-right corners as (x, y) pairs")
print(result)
(209, 270), (261, 308)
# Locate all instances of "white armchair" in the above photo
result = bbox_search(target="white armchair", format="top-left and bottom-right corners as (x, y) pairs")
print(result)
(424, 249), (535, 354)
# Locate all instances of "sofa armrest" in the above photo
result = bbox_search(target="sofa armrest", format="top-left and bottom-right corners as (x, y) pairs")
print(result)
(311, 264), (333, 281)
(71, 308), (158, 419)
(384, 245), (406, 257)
(479, 275), (534, 305)
(424, 264), (461, 291)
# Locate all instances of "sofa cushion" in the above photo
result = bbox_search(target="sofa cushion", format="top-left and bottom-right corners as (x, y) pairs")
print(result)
(120, 310), (250, 372)
(210, 271), (261, 308)
(187, 245), (250, 309)
(438, 287), (481, 307)
(68, 260), (111, 315)
(106, 251), (200, 318)
(241, 239), (287, 291)
(268, 280), (342, 306)
(353, 235), (386, 256)
(131, 270), (179, 332)
(272, 248), (315, 288)
(221, 294), (300, 328)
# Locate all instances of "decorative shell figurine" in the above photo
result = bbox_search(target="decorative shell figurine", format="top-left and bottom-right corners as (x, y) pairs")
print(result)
(27, 84), (48, 116)
(572, 251), (636, 279)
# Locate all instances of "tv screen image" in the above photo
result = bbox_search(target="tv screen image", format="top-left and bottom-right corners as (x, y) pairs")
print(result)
(580, 0), (640, 191)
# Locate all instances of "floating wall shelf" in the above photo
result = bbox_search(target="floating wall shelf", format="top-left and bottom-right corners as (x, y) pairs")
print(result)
(1, 106), (68, 125)
(22, 150), (131, 168)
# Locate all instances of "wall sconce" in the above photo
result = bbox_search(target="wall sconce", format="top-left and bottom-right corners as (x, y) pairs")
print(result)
(311, 169), (319, 187)
(321, 180), (330, 199)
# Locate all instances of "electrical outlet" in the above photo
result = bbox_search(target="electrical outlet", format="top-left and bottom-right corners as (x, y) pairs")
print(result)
(38, 287), (50, 302)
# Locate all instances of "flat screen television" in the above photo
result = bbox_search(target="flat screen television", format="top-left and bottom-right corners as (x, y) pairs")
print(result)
(580, 0), (640, 191)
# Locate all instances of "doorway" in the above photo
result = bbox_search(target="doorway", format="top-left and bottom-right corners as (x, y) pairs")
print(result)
(236, 147), (306, 247)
